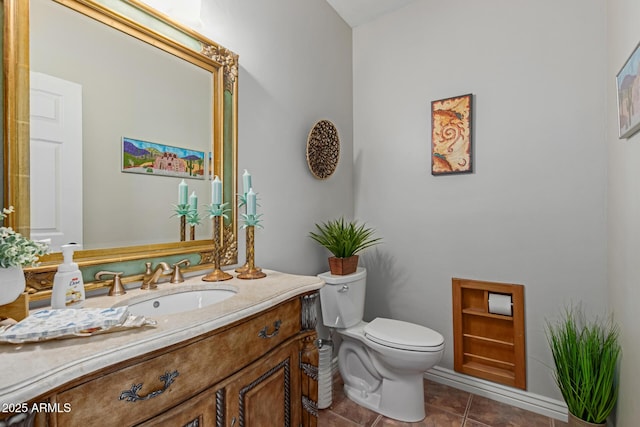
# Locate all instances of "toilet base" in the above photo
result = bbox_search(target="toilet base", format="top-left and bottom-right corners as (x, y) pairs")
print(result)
(342, 374), (426, 422)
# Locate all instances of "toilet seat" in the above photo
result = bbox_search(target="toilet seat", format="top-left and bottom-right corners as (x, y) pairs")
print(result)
(364, 318), (444, 352)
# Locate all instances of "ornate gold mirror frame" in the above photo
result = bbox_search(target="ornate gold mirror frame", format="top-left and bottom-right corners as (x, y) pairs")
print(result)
(2, 0), (238, 301)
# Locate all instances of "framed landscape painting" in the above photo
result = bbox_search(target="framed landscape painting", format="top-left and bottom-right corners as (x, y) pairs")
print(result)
(121, 137), (206, 179)
(617, 41), (640, 139)
(431, 94), (473, 175)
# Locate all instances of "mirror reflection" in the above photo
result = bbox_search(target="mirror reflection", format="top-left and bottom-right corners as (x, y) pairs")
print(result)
(30, 0), (213, 251)
(0, 3), (3, 203)
(2, 0), (238, 301)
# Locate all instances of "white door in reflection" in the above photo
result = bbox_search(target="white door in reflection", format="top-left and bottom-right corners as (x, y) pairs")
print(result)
(30, 72), (83, 252)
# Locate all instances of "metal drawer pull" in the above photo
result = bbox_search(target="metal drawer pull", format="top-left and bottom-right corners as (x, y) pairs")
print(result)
(119, 370), (179, 402)
(258, 319), (282, 339)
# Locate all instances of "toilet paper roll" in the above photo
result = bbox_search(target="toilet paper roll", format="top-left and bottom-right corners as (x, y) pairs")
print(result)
(488, 292), (512, 316)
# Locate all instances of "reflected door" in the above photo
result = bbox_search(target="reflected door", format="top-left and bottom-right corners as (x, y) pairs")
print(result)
(30, 71), (83, 252)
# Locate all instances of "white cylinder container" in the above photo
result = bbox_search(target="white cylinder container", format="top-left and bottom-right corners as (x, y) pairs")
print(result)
(317, 341), (334, 409)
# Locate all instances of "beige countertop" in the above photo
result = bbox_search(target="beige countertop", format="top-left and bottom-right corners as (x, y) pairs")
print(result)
(0, 269), (324, 406)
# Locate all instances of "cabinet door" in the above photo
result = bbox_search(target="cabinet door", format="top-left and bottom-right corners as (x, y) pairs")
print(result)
(225, 340), (300, 427)
(136, 385), (223, 427)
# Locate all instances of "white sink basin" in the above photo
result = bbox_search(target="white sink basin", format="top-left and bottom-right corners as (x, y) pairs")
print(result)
(116, 287), (237, 316)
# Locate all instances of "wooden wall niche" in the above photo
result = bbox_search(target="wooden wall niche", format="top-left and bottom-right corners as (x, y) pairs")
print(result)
(452, 278), (526, 390)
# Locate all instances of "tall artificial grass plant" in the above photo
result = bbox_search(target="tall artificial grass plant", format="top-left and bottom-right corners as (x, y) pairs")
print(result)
(546, 306), (621, 425)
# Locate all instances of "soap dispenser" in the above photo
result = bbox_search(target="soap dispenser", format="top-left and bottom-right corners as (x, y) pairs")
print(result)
(51, 243), (86, 309)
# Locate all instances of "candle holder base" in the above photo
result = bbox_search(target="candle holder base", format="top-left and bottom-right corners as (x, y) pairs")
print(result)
(235, 262), (262, 274)
(235, 262), (249, 273)
(237, 267), (266, 280)
(202, 269), (233, 282)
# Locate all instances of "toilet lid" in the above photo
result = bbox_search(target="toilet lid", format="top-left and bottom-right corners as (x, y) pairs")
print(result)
(364, 318), (444, 352)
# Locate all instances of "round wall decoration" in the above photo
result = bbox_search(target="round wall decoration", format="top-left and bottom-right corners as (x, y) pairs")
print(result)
(306, 119), (340, 179)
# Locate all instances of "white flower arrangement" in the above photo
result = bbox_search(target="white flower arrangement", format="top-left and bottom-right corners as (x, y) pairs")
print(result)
(0, 207), (49, 268)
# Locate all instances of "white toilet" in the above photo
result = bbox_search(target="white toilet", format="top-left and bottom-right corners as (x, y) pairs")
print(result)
(318, 268), (444, 422)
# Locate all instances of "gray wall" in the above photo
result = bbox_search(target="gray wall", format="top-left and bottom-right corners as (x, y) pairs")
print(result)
(607, 0), (640, 424)
(143, 0), (640, 423)
(353, 0), (607, 401)
(144, 0), (354, 275)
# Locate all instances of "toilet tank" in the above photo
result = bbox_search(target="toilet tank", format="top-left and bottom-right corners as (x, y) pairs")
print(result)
(318, 267), (367, 329)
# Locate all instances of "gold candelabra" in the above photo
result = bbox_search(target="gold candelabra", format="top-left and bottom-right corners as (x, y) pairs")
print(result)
(237, 225), (266, 279)
(235, 201), (261, 275)
(202, 215), (232, 282)
(235, 231), (262, 274)
(235, 255), (250, 273)
(174, 203), (191, 242)
(180, 215), (186, 241)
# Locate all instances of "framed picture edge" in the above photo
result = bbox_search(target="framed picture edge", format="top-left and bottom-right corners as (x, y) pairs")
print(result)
(616, 40), (640, 139)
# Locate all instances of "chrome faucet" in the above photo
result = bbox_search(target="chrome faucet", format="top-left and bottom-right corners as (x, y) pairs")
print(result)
(141, 262), (171, 290)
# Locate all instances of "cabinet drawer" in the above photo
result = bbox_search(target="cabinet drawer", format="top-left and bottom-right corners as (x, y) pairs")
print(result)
(136, 385), (221, 427)
(55, 298), (301, 427)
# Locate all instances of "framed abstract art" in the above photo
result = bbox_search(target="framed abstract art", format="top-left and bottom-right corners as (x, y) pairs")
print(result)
(431, 94), (473, 175)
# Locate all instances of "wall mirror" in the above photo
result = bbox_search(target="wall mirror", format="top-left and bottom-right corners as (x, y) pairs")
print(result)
(2, 0), (238, 300)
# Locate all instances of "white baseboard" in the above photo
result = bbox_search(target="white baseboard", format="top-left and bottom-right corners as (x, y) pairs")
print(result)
(424, 365), (568, 422)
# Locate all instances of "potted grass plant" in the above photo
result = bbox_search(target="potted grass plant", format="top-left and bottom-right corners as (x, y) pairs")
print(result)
(546, 305), (621, 427)
(309, 217), (381, 275)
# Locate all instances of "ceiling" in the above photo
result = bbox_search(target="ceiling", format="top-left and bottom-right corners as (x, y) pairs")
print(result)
(325, 0), (417, 28)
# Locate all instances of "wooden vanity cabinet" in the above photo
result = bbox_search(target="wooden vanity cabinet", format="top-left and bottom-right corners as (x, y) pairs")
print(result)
(138, 337), (303, 427)
(36, 292), (320, 427)
(223, 339), (300, 427)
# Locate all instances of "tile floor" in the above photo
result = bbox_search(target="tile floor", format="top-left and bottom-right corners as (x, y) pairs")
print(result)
(318, 373), (568, 427)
